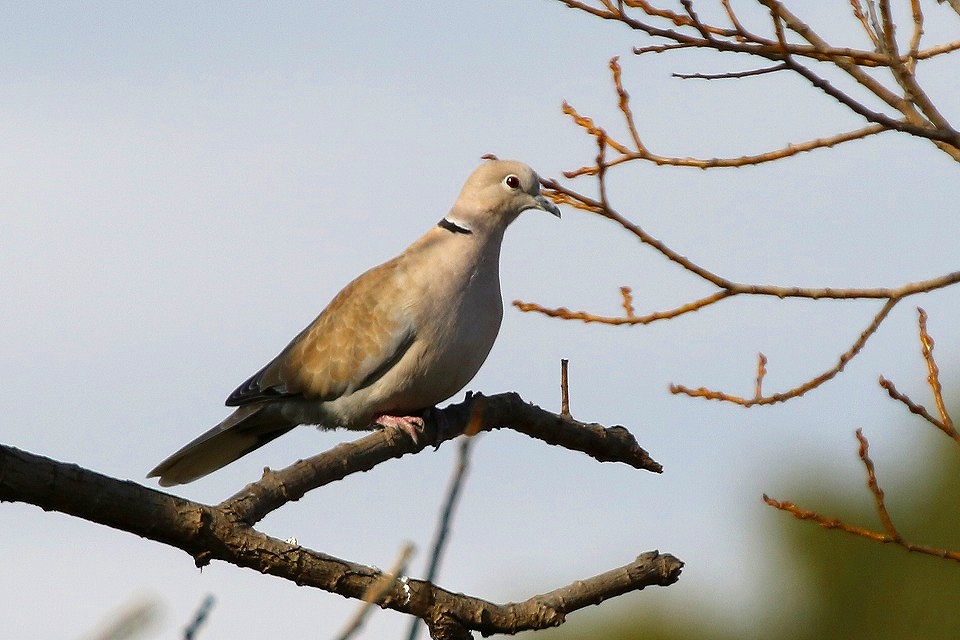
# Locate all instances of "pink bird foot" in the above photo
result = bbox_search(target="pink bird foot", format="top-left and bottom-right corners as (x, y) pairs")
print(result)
(376, 414), (425, 443)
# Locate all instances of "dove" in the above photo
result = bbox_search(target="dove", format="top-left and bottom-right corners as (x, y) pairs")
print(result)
(148, 159), (560, 486)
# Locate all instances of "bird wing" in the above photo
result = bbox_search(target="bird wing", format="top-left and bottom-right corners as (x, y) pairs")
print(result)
(225, 257), (417, 406)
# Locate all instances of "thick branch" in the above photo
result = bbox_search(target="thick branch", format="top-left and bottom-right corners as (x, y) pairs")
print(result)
(223, 391), (661, 526)
(0, 436), (680, 638)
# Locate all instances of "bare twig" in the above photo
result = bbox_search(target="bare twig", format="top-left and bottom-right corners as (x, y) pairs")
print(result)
(517, 289), (733, 326)
(183, 595), (215, 640)
(673, 64), (787, 79)
(880, 308), (958, 442)
(555, 0), (960, 158)
(610, 57), (644, 152)
(405, 437), (475, 640)
(879, 375), (948, 432)
(669, 299), (898, 406)
(339, 543), (415, 640)
(878, 0), (953, 133)
(857, 428), (900, 540)
(560, 81), (891, 172)
(917, 308), (955, 437)
(754, 353), (768, 402)
(721, 0), (750, 41)
(529, 175), (960, 406)
(764, 429), (960, 563)
(850, 0), (881, 50)
(620, 287), (636, 319)
(906, 0), (924, 72)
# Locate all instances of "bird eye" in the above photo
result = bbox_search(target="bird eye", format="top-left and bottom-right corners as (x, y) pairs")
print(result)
(504, 175), (521, 189)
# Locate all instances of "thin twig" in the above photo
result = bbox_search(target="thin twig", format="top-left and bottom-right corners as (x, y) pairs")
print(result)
(557, 0), (960, 155)
(856, 428), (900, 540)
(596, 130), (610, 208)
(620, 286), (636, 318)
(531, 162), (960, 408)
(405, 438), (475, 640)
(183, 595), (215, 640)
(764, 429), (960, 563)
(530, 182), (960, 308)
(906, 0), (923, 72)
(721, 0), (750, 41)
(850, 0), (881, 50)
(516, 290), (733, 326)
(917, 307), (955, 437)
(673, 64), (787, 80)
(754, 353), (768, 401)
(669, 299), (898, 406)
(526, 184), (960, 310)
(561, 89), (890, 170)
(764, 494), (960, 562)
(338, 543), (415, 640)
(878, 375), (948, 432)
(883, 309), (960, 441)
(879, 0), (953, 132)
(610, 57), (645, 152)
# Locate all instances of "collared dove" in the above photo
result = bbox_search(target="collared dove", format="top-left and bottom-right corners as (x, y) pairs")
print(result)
(148, 159), (560, 486)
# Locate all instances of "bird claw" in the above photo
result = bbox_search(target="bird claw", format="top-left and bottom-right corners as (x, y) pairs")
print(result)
(375, 414), (425, 443)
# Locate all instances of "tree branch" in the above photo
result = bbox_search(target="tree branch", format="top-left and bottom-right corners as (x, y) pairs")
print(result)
(527, 169), (960, 404)
(0, 393), (675, 638)
(763, 429), (960, 563)
(765, 312), (960, 562)
(222, 392), (661, 526)
(669, 298), (899, 406)
(555, 0), (960, 157)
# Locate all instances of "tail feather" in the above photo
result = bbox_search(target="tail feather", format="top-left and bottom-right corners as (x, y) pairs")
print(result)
(148, 404), (296, 487)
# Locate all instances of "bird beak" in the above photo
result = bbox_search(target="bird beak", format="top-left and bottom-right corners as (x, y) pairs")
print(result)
(534, 194), (561, 218)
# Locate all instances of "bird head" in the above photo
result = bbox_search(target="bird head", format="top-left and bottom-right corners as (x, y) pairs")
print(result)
(445, 160), (561, 233)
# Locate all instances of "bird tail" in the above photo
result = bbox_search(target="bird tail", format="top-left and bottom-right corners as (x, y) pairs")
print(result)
(147, 403), (296, 487)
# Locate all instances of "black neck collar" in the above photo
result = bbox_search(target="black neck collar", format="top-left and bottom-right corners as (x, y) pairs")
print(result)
(437, 218), (472, 235)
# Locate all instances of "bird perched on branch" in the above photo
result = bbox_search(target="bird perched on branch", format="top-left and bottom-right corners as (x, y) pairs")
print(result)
(148, 159), (561, 486)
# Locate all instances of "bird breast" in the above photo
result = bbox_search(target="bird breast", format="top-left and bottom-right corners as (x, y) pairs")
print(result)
(302, 235), (505, 428)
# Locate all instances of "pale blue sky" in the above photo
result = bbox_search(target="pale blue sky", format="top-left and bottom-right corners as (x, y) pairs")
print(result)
(2, 3), (959, 638)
